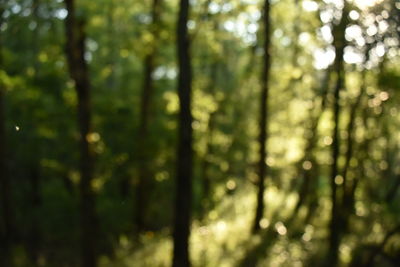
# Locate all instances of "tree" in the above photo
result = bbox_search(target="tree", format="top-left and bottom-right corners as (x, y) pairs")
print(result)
(0, 3), (15, 266)
(172, 0), (193, 265)
(2, 0), (400, 266)
(328, 2), (348, 265)
(135, 0), (162, 233)
(253, 0), (271, 233)
(64, 1), (98, 266)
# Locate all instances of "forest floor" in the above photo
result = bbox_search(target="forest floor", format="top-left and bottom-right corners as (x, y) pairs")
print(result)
(98, 184), (336, 267)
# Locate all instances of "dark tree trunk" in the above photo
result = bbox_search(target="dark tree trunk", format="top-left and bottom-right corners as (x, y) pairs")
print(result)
(253, 0), (271, 233)
(0, 86), (13, 267)
(27, 165), (42, 266)
(64, 1), (98, 266)
(172, 0), (193, 266)
(135, 0), (162, 233)
(340, 69), (366, 233)
(328, 5), (348, 266)
(26, 2), (43, 263)
(0, 5), (15, 267)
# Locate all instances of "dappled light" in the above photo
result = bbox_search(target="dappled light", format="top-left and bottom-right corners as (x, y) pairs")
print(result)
(1, 0), (400, 267)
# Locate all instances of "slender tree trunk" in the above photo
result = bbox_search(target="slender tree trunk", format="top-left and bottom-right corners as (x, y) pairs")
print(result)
(172, 0), (193, 265)
(0, 4), (15, 266)
(135, 0), (162, 232)
(26, 2), (43, 263)
(0, 82), (12, 267)
(328, 4), (348, 266)
(64, 1), (98, 266)
(253, 0), (271, 233)
(27, 165), (41, 266)
(342, 89), (363, 190)
(340, 69), (366, 233)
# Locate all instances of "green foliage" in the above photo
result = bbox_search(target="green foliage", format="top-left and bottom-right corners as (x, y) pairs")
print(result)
(1, 0), (400, 266)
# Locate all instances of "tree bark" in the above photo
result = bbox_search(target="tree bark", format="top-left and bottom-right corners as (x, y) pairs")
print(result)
(328, 4), (348, 266)
(26, 2), (43, 264)
(27, 165), (42, 266)
(253, 0), (271, 233)
(135, 0), (162, 233)
(0, 81), (12, 267)
(0, 4), (15, 266)
(172, 0), (193, 265)
(64, 1), (98, 266)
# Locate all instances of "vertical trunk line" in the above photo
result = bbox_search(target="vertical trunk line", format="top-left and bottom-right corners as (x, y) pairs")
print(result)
(0, 4), (15, 266)
(64, 1), (98, 266)
(135, 0), (162, 233)
(253, 0), (271, 233)
(328, 4), (348, 266)
(172, 0), (193, 266)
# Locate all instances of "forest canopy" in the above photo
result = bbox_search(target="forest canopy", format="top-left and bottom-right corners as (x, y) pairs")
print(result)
(1, 0), (400, 266)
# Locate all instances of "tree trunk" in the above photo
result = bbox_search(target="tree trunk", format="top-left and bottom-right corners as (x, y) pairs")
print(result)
(253, 0), (271, 233)
(27, 165), (42, 266)
(64, 1), (98, 266)
(328, 4), (348, 266)
(0, 84), (13, 267)
(26, 2), (43, 264)
(0, 5), (15, 266)
(135, 0), (162, 232)
(172, 0), (193, 265)
(340, 68), (366, 233)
